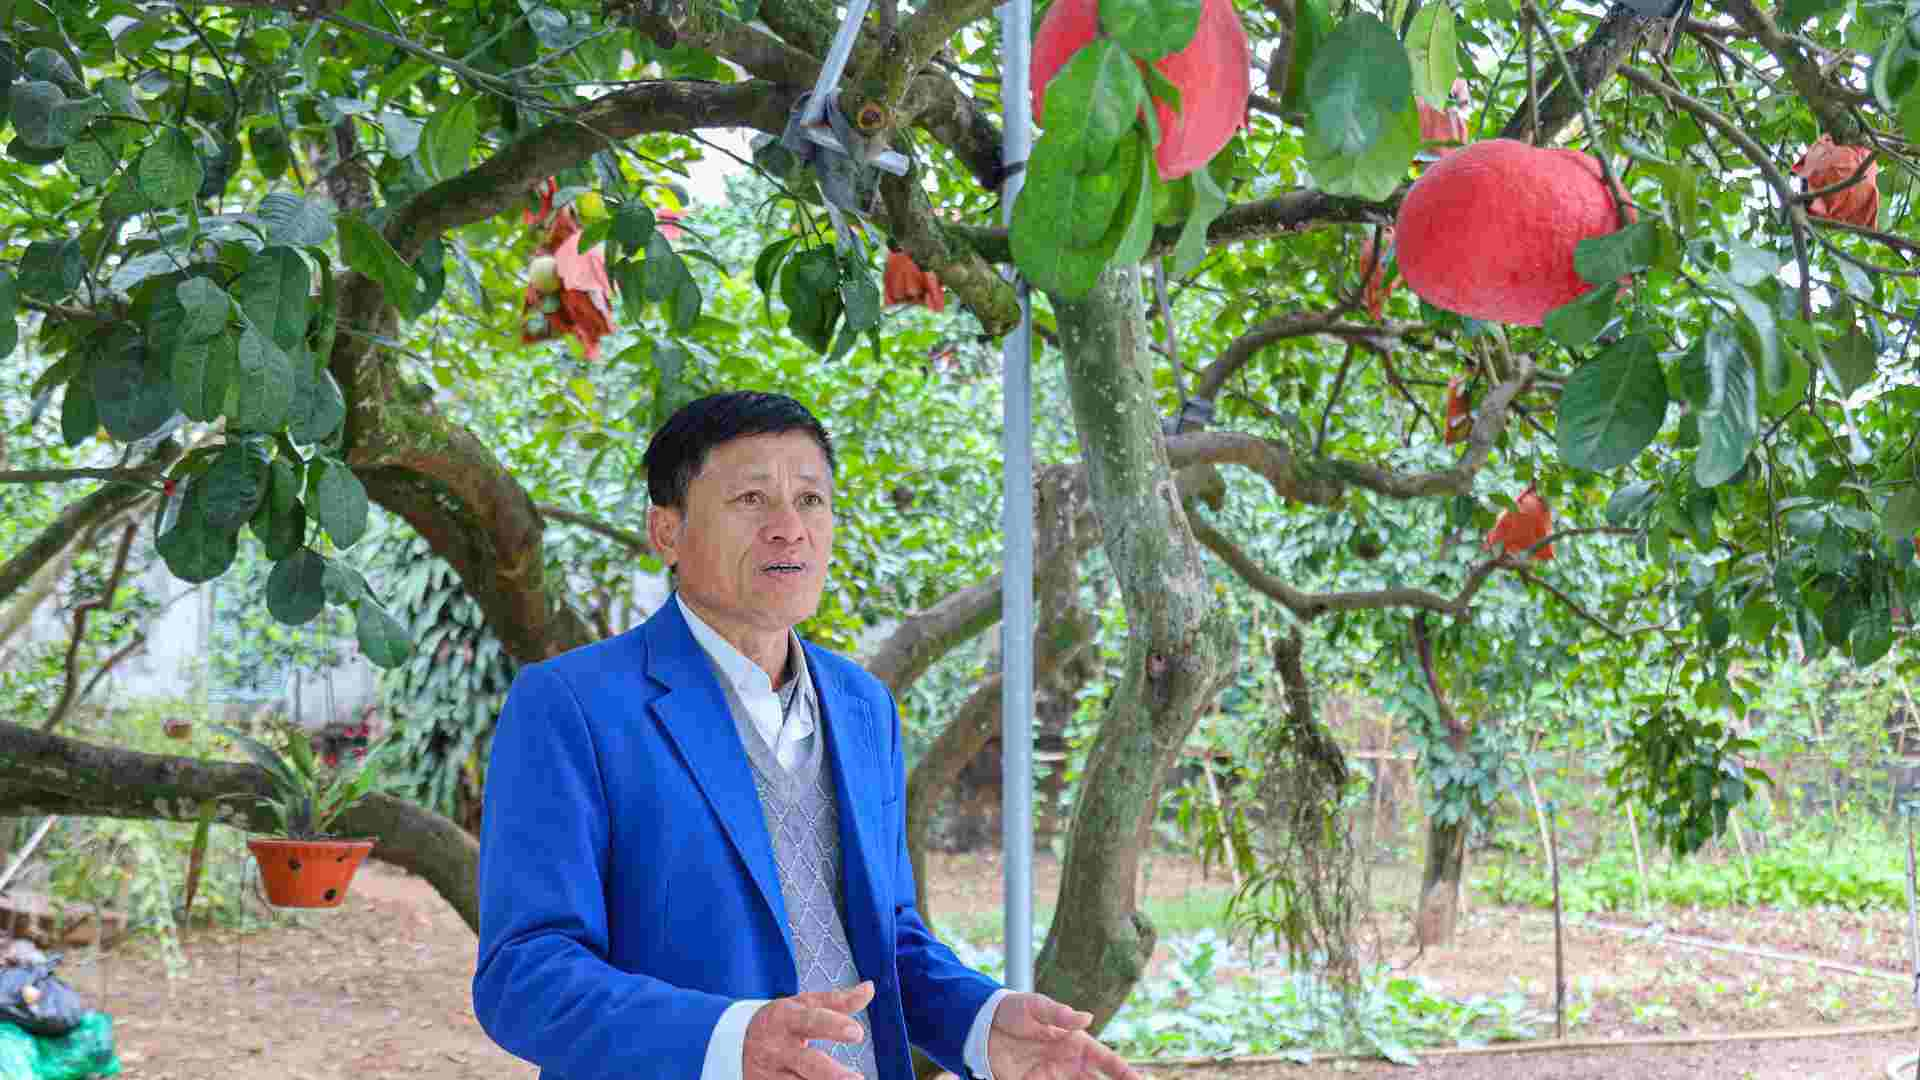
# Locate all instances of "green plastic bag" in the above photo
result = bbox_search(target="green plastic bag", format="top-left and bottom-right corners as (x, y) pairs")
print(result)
(0, 1013), (120, 1079)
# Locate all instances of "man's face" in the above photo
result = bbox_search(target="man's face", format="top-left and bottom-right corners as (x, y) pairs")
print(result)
(648, 430), (835, 640)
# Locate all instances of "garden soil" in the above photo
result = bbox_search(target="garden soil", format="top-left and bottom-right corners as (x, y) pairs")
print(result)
(65, 852), (1920, 1079)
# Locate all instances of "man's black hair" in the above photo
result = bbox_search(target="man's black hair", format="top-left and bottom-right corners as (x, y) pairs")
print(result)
(643, 391), (837, 509)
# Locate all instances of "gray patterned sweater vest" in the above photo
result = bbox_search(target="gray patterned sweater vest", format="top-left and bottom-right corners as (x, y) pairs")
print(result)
(719, 668), (881, 1080)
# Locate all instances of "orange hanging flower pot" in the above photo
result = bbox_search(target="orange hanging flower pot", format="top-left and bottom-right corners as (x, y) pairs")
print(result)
(247, 837), (374, 908)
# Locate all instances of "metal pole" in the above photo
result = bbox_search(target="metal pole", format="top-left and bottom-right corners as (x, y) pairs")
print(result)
(998, 0), (1036, 994)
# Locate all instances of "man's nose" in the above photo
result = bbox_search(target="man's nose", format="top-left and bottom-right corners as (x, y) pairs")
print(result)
(764, 498), (806, 541)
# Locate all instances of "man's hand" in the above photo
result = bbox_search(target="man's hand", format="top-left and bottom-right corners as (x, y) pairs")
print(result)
(742, 981), (875, 1080)
(984, 992), (1139, 1080)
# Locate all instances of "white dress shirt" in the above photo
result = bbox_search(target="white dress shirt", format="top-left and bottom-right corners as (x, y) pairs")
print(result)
(678, 596), (1009, 1079)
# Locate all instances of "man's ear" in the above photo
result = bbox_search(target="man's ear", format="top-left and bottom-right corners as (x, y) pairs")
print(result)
(647, 506), (683, 567)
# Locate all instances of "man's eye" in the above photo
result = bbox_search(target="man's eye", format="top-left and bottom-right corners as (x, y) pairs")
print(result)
(802, 493), (828, 509)
(739, 492), (764, 506)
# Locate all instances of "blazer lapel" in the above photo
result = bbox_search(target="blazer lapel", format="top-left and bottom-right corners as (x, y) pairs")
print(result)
(644, 602), (793, 953)
(807, 644), (888, 971)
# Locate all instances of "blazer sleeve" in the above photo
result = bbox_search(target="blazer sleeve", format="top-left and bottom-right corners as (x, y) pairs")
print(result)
(472, 663), (733, 1078)
(881, 685), (1004, 1073)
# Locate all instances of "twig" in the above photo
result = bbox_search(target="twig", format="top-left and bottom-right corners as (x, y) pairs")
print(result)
(1314, 343), (1358, 455)
(45, 520), (139, 733)
(0, 468), (164, 486)
(1154, 257), (1188, 421)
(1525, 0), (1630, 230)
(538, 504), (651, 554)
(1616, 65), (1814, 320)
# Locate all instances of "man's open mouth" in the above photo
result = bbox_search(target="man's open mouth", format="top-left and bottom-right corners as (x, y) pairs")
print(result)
(762, 561), (806, 575)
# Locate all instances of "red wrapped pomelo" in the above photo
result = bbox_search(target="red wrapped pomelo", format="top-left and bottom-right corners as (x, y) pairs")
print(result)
(1031, 0), (1251, 181)
(1395, 138), (1634, 326)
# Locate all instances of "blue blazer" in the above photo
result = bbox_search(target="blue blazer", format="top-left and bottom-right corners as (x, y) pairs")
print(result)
(472, 599), (1001, 1079)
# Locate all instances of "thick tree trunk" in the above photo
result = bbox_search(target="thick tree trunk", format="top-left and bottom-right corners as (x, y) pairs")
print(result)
(1034, 266), (1235, 1028)
(0, 723), (480, 932)
(1414, 817), (1468, 947)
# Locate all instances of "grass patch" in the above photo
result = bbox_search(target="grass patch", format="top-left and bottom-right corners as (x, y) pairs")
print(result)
(934, 884), (1239, 948)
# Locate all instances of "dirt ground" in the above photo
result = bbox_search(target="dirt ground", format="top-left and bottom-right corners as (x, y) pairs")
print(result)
(60, 851), (1920, 1078)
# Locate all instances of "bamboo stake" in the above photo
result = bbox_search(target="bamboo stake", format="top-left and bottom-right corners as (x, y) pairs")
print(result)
(1599, 717), (1653, 914)
(1547, 798), (1566, 1041)
(1523, 761), (1555, 882)
(1201, 751), (1243, 889)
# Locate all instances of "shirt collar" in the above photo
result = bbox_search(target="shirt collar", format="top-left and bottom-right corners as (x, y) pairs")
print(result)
(676, 592), (812, 706)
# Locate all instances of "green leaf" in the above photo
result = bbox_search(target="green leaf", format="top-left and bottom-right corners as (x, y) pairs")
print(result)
(356, 602), (412, 668)
(232, 327), (295, 432)
(1850, 609), (1894, 665)
(157, 480), (239, 584)
(235, 246), (312, 352)
(336, 214), (422, 307)
(1693, 327), (1758, 488)
(176, 277), (231, 342)
(289, 364), (346, 444)
(0, 272), (15, 359)
(137, 128), (204, 207)
(1884, 487), (1920, 542)
(248, 124), (292, 182)
(92, 332), (175, 441)
(1171, 163), (1229, 275)
(839, 263), (881, 334)
(173, 329), (239, 422)
(419, 97), (478, 182)
(1574, 221), (1659, 285)
(1303, 15), (1413, 157)
(251, 459), (307, 561)
(1825, 322), (1877, 396)
(1605, 481), (1658, 525)
(1405, 4), (1460, 108)
(63, 133), (117, 186)
(1042, 38), (1149, 172)
(1304, 98), (1419, 201)
(267, 548), (329, 626)
(61, 369), (98, 447)
(1707, 271), (1783, 396)
(257, 193), (335, 247)
(9, 82), (70, 148)
(200, 440), (269, 531)
(314, 458), (369, 549)
(1100, 0), (1203, 59)
(18, 239), (84, 301)
(651, 341), (702, 429)
(611, 202), (656, 256)
(1012, 130), (1153, 299)
(1542, 283), (1617, 349)
(1284, 0), (1337, 111)
(779, 246), (843, 353)
(1558, 334), (1670, 472)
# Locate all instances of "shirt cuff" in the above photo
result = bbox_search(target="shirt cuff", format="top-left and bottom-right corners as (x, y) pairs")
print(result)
(962, 989), (1013, 1080)
(701, 999), (768, 1080)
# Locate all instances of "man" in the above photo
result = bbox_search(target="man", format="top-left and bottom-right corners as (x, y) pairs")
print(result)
(473, 392), (1138, 1080)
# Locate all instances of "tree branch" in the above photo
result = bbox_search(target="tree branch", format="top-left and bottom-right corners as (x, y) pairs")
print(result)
(45, 520), (138, 733)
(1410, 612), (1464, 738)
(877, 165), (1021, 337)
(537, 505), (651, 555)
(1189, 512), (1505, 622)
(1716, 0), (1861, 141)
(0, 442), (176, 608)
(1496, 7), (1663, 144)
(0, 723), (481, 933)
(1193, 311), (1421, 403)
(0, 468), (161, 486)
